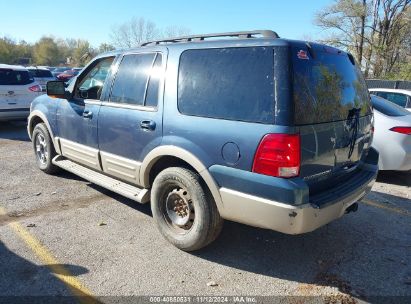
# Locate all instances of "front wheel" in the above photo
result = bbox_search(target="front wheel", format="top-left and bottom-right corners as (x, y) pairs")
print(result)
(151, 167), (223, 251)
(32, 123), (59, 174)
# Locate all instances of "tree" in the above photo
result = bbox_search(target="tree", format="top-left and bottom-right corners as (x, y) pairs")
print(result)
(0, 37), (18, 64)
(371, 0), (411, 77)
(315, 0), (368, 66)
(98, 43), (115, 53)
(162, 26), (191, 38)
(33, 37), (61, 66)
(0, 35), (101, 67)
(110, 17), (191, 48)
(72, 39), (96, 66)
(315, 0), (411, 80)
(110, 17), (159, 48)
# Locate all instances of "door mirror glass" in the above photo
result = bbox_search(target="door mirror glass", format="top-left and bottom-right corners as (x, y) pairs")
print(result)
(46, 81), (67, 98)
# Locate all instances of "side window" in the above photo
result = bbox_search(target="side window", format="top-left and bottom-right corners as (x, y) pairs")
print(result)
(75, 57), (114, 100)
(177, 47), (274, 123)
(375, 92), (386, 98)
(387, 93), (407, 108)
(110, 53), (161, 106)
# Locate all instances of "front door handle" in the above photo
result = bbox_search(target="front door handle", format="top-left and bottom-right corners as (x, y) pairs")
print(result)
(83, 111), (93, 119)
(140, 120), (156, 131)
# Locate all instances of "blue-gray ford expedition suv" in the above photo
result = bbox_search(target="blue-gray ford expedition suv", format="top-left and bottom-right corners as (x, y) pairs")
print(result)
(28, 30), (379, 251)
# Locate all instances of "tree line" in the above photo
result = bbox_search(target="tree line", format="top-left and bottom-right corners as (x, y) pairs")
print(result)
(0, 36), (114, 67)
(0, 17), (189, 67)
(1, 7), (410, 80)
(315, 0), (411, 80)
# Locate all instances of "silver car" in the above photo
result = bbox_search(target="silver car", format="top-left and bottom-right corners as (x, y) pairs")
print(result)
(371, 95), (411, 171)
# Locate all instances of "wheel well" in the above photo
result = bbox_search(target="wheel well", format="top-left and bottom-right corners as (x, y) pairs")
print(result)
(148, 156), (196, 187)
(30, 116), (45, 136)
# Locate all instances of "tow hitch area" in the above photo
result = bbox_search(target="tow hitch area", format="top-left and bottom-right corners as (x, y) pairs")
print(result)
(345, 202), (359, 214)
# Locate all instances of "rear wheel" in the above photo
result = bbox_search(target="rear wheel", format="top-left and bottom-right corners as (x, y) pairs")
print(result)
(151, 167), (223, 251)
(32, 123), (59, 174)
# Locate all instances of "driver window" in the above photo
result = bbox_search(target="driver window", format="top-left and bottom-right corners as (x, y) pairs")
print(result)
(75, 57), (115, 100)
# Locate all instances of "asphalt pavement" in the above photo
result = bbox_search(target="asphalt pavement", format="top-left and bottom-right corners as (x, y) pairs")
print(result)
(0, 121), (410, 304)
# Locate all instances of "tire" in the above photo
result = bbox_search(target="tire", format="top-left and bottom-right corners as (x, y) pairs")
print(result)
(32, 123), (59, 174)
(151, 167), (223, 251)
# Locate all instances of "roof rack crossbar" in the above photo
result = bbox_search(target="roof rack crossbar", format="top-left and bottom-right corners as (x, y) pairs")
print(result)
(140, 30), (279, 46)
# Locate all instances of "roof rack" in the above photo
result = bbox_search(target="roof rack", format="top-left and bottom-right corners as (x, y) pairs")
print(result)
(140, 30), (279, 46)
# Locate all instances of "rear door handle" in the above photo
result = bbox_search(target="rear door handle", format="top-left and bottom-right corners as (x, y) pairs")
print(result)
(83, 111), (93, 119)
(140, 120), (156, 131)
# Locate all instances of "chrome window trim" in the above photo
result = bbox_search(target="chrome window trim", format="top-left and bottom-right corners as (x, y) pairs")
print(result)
(100, 101), (156, 112)
(84, 99), (102, 106)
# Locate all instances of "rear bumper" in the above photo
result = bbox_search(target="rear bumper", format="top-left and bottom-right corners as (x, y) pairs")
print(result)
(0, 109), (30, 121)
(219, 177), (373, 234)
(214, 148), (378, 234)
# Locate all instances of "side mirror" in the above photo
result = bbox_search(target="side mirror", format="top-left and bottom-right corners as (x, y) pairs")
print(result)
(46, 81), (70, 99)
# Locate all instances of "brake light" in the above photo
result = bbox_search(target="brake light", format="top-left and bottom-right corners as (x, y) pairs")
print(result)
(252, 134), (300, 178)
(29, 85), (42, 92)
(390, 127), (411, 135)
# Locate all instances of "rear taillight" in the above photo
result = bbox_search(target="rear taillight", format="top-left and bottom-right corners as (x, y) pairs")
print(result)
(390, 127), (411, 135)
(252, 133), (300, 178)
(28, 85), (42, 92)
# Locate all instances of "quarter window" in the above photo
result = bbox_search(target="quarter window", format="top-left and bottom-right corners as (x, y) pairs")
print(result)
(178, 47), (274, 123)
(110, 53), (162, 107)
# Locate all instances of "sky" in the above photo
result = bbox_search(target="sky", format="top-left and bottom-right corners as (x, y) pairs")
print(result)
(0, 0), (332, 47)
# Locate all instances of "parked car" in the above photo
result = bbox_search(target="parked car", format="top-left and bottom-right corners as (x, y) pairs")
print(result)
(27, 67), (56, 91)
(370, 95), (411, 171)
(27, 30), (378, 251)
(51, 67), (70, 78)
(369, 88), (411, 112)
(0, 64), (42, 121)
(56, 68), (82, 82)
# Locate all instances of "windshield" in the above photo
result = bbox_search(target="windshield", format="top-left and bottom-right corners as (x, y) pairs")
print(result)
(0, 69), (34, 85)
(371, 95), (410, 117)
(293, 46), (372, 125)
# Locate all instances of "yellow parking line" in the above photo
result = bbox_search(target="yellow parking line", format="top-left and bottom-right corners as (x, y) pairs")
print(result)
(361, 198), (410, 217)
(0, 207), (99, 304)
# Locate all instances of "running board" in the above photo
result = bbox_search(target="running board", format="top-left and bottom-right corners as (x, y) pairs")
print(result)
(52, 156), (150, 204)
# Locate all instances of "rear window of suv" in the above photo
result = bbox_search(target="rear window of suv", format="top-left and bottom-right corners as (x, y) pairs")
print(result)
(293, 46), (372, 125)
(178, 47), (274, 124)
(0, 69), (34, 85)
(29, 69), (53, 78)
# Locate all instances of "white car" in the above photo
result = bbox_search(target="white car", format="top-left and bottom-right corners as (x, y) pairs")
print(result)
(371, 94), (411, 171)
(369, 88), (411, 112)
(27, 67), (56, 91)
(0, 64), (42, 121)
